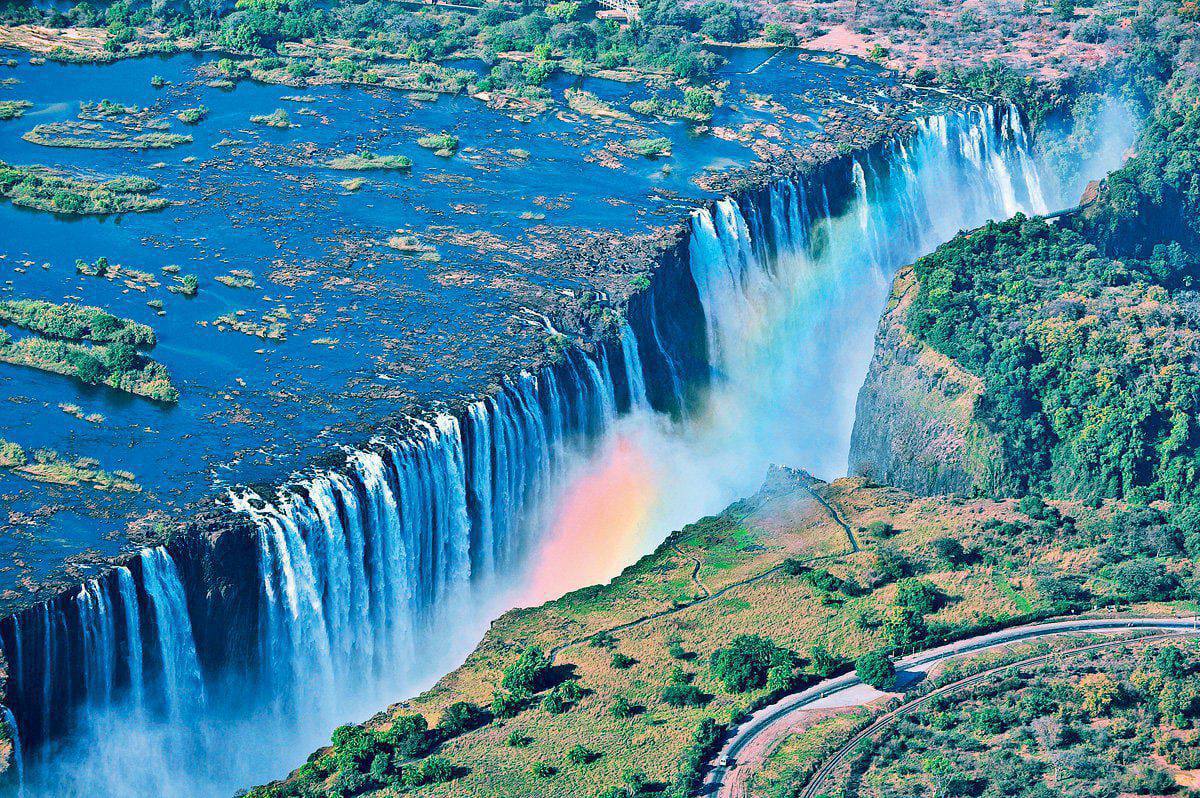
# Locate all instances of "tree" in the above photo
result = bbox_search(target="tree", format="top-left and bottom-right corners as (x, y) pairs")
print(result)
(1155, 646), (1189, 679)
(809, 644), (840, 678)
(545, 1), (579, 21)
(1112, 559), (1178, 601)
(104, 342), (139, 374)
(683, 87), (716, 118)
(437, 701), (487, 735)
(763, 22), (797, 45)
(855, 650), (896, 690)
(710, 635), (793, 692)
(502, 647), (552, 693)
(882, 604), (927, 647)
(1078, 673), (1120, 716)
(894, 578), (942, 614)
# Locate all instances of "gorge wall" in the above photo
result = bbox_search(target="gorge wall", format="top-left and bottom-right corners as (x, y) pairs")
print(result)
(0, 102), (1075, 798)
(847, 265), (1007, 496)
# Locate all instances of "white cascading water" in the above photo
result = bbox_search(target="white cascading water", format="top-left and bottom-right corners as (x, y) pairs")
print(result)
(520, 103), (1129, 601)
(0, 103), (1133, 797)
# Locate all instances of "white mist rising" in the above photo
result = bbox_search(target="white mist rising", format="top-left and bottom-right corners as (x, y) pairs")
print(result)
(3, 104), (1133, 798)
(520, 104), (1129, 601)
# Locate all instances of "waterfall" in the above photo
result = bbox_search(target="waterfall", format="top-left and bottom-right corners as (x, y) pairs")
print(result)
(2, 707), (21, 797)
(140, 550), (206, 724)
(115, 568), (143, 715)
(0, 102), (1117, 798)
(620, 322), (649, 409)
(675, 104), (1064, 482)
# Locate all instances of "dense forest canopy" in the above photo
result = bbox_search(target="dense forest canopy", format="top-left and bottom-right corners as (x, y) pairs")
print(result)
(907, 61), (1200, 504)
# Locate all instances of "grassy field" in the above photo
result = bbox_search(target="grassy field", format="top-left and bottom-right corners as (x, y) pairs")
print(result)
(252, 470), (1197, 798)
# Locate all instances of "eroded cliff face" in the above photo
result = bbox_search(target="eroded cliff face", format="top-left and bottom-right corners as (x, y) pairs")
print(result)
(848, 266), (1006, 496)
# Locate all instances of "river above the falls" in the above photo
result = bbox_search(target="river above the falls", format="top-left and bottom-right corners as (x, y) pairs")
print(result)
(0, 46), (893, 596)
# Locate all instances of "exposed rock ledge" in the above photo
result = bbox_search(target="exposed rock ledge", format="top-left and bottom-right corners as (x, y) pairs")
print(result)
(847, 265), (1007, 496)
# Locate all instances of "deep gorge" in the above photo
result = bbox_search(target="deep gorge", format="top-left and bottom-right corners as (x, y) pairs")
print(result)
(0, 101), (1122, 798)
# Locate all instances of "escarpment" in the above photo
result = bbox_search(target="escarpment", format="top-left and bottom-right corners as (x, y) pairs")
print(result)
(848, 266), (1006, 496)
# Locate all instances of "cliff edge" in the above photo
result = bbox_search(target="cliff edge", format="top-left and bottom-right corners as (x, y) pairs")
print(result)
(848, 265), (1005, 496)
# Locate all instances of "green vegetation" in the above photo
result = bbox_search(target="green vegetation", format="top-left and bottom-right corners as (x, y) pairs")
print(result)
(0, 161), (168, 215)
(846, 639), (1200, 798)
(630, 88), (718, 122)
(0, 438), (140, 491)
(0, 298), (175, 401)
(626, 137), (671, 158)
(0, 299), (156, 346)
(564, 88), (632, 121)
(0, 333), (177, 402)
(0, 100), (31, 120)
(176, 106), (208, 124)
(855, 650), (897, 690)
(905, 79), (1200, 504)
(325, 152), (413, 171)
(23, 123), (192, 150)
(250, 109), (292, 128)
(416, 132), (459, 153)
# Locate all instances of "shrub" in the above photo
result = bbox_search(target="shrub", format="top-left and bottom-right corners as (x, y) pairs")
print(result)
(855, 650), (896, 690)
(589, 630), (617, 649)
(610, 696), (636, 718)
(382, 714), (432, 759)
(437, 701), (488, 735)
(417, 132), (459, 152)
(626, 137), (671, 158)
(566, 744), (599, 765)
(611, 652), (636, 669)
(531, 762), (557, 778)
(406, 756), (456, 786)
(863, 520), (896, 539)
(540, 681), (583, 714)
(491, 689), (526, 719)
(931, 537), (967, 564)
(661, 683), (709, 707)
(1123, 765), (1179, 794)
(782, 557), (807, 576)
(505, 730), (532, 747)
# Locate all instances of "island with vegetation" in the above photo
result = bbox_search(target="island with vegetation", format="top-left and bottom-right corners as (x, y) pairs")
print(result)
(0, 299), (177, 402)
(0, 161), (168, 214)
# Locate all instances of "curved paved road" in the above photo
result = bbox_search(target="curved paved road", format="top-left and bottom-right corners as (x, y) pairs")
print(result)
(703, 616), (1200, 798)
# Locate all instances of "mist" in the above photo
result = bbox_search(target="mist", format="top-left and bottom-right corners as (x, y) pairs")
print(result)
(3, 103), (1136, 798)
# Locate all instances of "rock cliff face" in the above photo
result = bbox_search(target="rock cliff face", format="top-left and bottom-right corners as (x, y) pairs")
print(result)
(848, 266), (1006, 496)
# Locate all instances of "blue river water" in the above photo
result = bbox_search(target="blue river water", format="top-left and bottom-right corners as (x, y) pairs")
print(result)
(0, 45), (890, 597)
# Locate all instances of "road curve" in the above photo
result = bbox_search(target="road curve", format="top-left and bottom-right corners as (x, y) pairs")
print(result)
(703, 616), (1200, 798)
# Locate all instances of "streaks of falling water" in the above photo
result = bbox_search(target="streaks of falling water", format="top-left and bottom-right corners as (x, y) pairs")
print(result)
(0, 103), (1111, 798)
